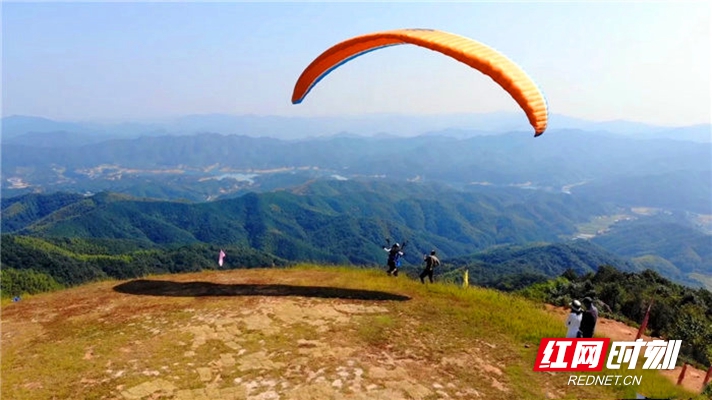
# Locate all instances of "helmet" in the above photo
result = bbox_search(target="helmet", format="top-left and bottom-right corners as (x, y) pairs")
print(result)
(431, 250), (436, 255)
(394, 243), (400, 247)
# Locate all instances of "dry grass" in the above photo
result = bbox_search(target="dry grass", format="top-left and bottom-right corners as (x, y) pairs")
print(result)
(1, 264), (704, 400)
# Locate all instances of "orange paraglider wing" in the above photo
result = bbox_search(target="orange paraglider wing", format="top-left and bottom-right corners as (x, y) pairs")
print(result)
(291, 28), (549, 136)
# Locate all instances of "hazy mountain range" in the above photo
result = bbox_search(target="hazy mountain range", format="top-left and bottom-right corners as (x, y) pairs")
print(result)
(3, 113), (711, 142)
(2, 112), (710, 291)
(3, 126), (710, 214)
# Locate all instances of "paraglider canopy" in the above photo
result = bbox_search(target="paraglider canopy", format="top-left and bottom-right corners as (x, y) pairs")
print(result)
(291, 28), (549, 136)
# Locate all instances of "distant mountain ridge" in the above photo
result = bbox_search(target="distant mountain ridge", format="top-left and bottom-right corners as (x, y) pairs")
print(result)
(3, 129), (709, 213)
(3, 113), (710, 142)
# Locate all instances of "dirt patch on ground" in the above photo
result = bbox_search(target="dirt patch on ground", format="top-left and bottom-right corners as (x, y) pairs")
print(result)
(3, 270), (518, 400)
(2, 269), (701, 399)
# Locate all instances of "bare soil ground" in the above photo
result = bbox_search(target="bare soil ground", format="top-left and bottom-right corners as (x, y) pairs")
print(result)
(1, 268), (703, 400)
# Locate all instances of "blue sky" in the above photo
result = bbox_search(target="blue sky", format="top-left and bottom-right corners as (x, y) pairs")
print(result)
(2, 1), (710, 126)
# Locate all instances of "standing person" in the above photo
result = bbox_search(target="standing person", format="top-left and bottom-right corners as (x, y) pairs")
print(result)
(578, 297), (599, 338)
(420, 250), (440, 284)
(565, 300), (583, 338)
(384, 242), (404, 277)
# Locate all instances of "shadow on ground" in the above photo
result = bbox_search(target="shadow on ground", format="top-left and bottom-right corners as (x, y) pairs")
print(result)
(113, 279), (411, 301)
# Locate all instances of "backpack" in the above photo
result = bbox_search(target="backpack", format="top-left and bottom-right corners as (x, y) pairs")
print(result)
(394, 251), (402, 267)
(426, 255), (440, 268)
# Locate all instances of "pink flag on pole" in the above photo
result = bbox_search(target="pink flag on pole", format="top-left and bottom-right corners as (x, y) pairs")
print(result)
(218, 249), (226, 267)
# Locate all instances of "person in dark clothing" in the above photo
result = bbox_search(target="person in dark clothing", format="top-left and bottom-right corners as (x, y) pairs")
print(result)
(384, 243), (404, 276)
(578, 297), (599, 338)
(420, 250), (440, 283)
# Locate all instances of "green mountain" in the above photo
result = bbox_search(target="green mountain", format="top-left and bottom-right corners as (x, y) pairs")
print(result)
(0, 235), (287, 290)
(571, 169), (712, 214)
(438, 240), (640, 291)
(590, 214), (712, 285)
(1, 191), (87, 232)
(2, 181), (613, 265)
(517, 265), (712, 369)
(3, 179), (710, 292)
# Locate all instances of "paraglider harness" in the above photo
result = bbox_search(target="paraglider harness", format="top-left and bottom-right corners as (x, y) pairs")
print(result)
(384, 239), (406, 276)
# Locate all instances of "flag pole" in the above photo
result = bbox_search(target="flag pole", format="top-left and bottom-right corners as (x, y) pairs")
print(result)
(635, 299), (654, 340)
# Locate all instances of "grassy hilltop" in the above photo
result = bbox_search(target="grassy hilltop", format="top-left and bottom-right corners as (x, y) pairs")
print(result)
(1, 265), (705, 400)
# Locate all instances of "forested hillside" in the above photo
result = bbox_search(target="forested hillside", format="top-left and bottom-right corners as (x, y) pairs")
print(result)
(0, 235), (286, 294)
(519, 266), (712, 369)
(3, 179), (710, 293)
(2, 181), (614, 266)
(591, 215), (712, 277)
(439, 240), (640, 291)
